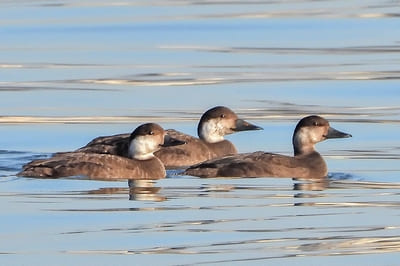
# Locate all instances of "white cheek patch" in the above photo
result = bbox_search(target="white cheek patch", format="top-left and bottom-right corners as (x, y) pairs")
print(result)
(199, 120), (225, 143)
(294, 127), (322, 145)
(129, 136), (158, 160)
(309, 130), (322, 143)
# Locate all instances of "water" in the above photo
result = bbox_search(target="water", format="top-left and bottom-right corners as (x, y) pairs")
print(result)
(1, 1), (400, 265)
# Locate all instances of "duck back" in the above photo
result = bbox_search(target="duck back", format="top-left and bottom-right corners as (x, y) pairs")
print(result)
(18, 152), (166, 180)
(185, 151), (327, 179)
(75, 133), (130, 157)
(155, 130), (213, 168)
(76, 129), (239, 169)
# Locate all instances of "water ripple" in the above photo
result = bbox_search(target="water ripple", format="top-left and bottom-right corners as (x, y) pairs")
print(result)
(65, 235), (400, 262)
(0, 101), (399, 124)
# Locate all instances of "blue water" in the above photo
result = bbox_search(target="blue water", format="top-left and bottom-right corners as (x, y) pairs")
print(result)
(1, 1), (400, 265)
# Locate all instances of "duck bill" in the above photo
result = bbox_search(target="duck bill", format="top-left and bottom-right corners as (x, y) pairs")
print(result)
(325, 127), (352, 139)
(233, 119), (263, 132)
(161, 135), (186, 147)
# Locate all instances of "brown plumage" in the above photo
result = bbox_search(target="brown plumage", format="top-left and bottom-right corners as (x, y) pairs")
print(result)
(184, 115), (352, 179)
(154, 129), (239, 168)
(75, 106), (262, 168)
(18, 152), (166, 180)
(75, 133), (131, 157)
(18, 123), (184, 180)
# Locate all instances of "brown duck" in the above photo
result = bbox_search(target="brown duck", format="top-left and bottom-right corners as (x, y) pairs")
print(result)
(184, 115), (351, 179)
(18, 123), (184, 180)
(76, 106), (262, 168)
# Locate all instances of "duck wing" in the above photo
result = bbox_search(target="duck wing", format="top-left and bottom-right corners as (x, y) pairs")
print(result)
(74, 129), (204, 161)
(74, 133), (131, 156)
(155, 129), (215, 168)
(18, 152), (165, 180)
(184, 151), (310, 178)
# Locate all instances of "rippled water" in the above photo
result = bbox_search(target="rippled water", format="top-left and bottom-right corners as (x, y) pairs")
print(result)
(1, 0), (400, 265)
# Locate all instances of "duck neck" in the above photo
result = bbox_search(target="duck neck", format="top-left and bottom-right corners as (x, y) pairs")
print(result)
(204, 140), (237, 156)
(292, 132), (316, 156)
(293, 145), (316, 156)
(198, 121), (224, 143)
(128, 138), (156, 160)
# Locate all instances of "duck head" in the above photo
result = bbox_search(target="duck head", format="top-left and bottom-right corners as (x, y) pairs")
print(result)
(128, 123), (185, 160)
(292, 115), (352, 156)
(197, 106), (263, 143)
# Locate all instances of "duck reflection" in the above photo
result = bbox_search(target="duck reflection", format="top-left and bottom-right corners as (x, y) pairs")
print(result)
(85, 180), (165, 202)
(128, 180), (166, 202)
(292, 177), (330, 192)
(84, 173), (352, 202)
(293, 172), (357, 192)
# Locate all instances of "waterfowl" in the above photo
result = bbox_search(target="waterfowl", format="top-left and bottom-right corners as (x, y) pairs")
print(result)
(18, 123), (184, 180)
(76, 106), (262, 168)
(184, 115), (351, 179)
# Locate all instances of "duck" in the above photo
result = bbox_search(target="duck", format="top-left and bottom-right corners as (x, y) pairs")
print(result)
(184, 115), (351, 179)
(75, 106), (262, 168)
(17, 123), (185, 180)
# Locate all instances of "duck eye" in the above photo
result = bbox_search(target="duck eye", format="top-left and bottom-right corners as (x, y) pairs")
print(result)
(149, 131), (154, 135)
(313, 122), (319, 126)
(220, 114), (225, 118)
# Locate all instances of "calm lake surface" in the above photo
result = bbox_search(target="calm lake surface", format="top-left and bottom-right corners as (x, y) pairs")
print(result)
(1, 1), (400, 265)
